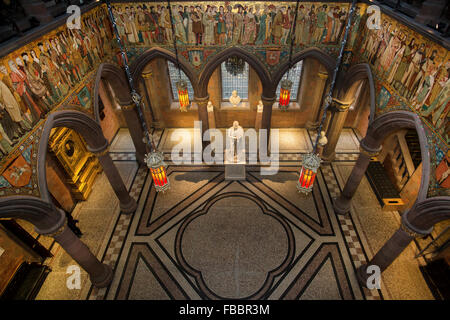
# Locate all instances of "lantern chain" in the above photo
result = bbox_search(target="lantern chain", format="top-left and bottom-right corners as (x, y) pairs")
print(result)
(167, 0), (182, 81)
(104, 0), (155, 151)
(287, 0), (301, 80)
(312, 0), (357, 153)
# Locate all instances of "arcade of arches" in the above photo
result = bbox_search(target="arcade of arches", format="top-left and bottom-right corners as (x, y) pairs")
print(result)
(0, 1), (449, 301)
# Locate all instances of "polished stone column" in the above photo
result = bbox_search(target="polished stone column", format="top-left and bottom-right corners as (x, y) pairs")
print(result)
(89, 146), (138, 214)
(322, 98), (352, 161)
(118, 102), (147, 164)
(207, 101), (216, 129)
(306, 71), (329, 129)
(141, 70), (164, 129)
(333, 139), (382, 214)
(195, 96), (210, 148)
(356, 215), (429, 286)
(260, 95), (276, 148)
(52, 221), (113, 288)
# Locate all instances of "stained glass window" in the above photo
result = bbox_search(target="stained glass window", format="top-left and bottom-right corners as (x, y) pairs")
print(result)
(167, 61), (194, 101)
(221, 61), (249, 100)
(276, 60), (303, 101)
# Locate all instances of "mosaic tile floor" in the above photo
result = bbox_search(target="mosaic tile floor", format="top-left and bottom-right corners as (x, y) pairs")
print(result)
(36, 129), (434, 300)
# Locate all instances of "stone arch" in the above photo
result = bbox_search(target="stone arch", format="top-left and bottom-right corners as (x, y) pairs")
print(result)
(363, 111), (430, 202)
(0, 196), (65, 235)
(37, 110), (109, 203)
(338, 63), (376, 125)
(93, 63), (147, 163)
(129, 47), (198, 94)
(197, 47), (272, 98)
(334, 110), (430, 215)
(271, 47), (336, 96)
(93, 63), (132, 123)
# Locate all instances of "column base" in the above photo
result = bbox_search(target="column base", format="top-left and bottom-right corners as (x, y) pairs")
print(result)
(333, 196), (351, 215)
(356, 264), (369, 288)
(120, 197), (138, 214)
(90, 263), (114, 288)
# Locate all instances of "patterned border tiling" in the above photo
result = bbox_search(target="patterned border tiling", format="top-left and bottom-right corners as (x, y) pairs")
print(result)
(334, 153), (359, 161)
(87, 165), (148, 300)
(320, 164), (382, 300)
(109, 153), (137, 161)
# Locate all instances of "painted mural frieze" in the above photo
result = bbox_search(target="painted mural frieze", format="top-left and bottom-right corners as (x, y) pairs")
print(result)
(111, 1), (351, 73)
(0, 5), (119, 172)
(351, 4), (449, 196)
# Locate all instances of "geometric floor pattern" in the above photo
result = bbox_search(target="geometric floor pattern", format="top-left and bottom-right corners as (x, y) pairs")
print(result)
(84, 128), (385, 300)
(86, 163), (382, 300)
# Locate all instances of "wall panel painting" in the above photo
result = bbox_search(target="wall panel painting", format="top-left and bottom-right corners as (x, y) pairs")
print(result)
(0, 5), (115, 166)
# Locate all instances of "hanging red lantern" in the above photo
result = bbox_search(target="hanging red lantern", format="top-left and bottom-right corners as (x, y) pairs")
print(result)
(177, 80), (190, 112)
(297, 153), (321, 194)
(145, 151), (170, 192)
(279, 79), (292, 110)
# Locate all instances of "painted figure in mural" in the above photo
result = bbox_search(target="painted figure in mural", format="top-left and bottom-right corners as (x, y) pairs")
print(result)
(294, 5), (306, 46)
(315, 5), (327, 44)
(113, 7), (127, 45)
(9, 59), (44, 124)
(192, 6), (204, 45)
(242, 6), (257, 45)
(147, 6), (161, 44)
(255, 6), (267, 45)
(323, 6), (335, 43)
(349, 7), (361, 48)
(0, 126), (14, 156)
(232, 5), (243, 45)
(173, 5), (187, 44)
(203, 5), (216, 45)
(124, 6), (138, 44)
(272, 6), (283, 45)
(411, 50), (438, 106)
(137, 5), (150, 45)
(402, 43), (426, 99)
(215, 6), (226, 45)
(0, 75), (32, 137)
(37, 42), (67, 100)
(280, 6), (292, 45)
(385, 35), (404, 84)
(20, 53), (50, 113)
(379, 29), (401, 75)
(224, 5), (233, 45)
(0, 65), (31, 126)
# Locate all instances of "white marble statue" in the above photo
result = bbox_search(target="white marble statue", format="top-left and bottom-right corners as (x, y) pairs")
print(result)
(229, 90), (241, 106)
(227, 120), (244, 162)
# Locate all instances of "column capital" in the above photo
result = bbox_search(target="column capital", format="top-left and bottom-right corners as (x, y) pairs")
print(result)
(401, 213), (433, 238)
(141, 70), (153, 79)
(47, 218), (68, 238)
(91, 147), (110, 158)
(317, 71), (329, 80)
(331, 97), (354, 112)
(195, 95), (210, 106)
(359, 139), (382, 157)
(121, 103), (136, 111)
(260, 94), (276, 104)
(86, 139), (109, 154)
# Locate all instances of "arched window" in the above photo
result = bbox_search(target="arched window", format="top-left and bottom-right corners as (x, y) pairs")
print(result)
(221, 61), (249, 101)
(167, 61), (194, 101)
(275, 60), (303, 103)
